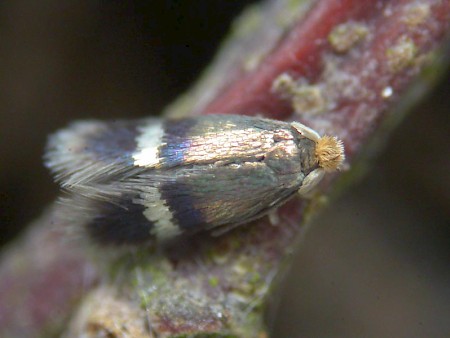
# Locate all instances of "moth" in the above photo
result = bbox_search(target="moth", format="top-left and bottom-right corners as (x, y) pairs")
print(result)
(45, 114), (344, 245)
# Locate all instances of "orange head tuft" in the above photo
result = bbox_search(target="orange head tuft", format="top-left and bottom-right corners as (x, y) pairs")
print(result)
(315, 136), (345, 171)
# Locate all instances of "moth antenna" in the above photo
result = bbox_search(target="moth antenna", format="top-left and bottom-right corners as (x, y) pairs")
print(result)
(315, 136), (345, 171)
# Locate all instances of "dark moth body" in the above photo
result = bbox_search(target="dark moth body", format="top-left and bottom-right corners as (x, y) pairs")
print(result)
(45, 115), (319, 244)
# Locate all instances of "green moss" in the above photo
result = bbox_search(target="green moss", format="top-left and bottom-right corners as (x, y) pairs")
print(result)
(208, 276), (220, 288)
(275, 0), (312, 27)
(230, 4), (263, 38)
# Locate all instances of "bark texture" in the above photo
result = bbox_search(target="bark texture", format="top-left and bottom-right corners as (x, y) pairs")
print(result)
(0, 0), (449, 337)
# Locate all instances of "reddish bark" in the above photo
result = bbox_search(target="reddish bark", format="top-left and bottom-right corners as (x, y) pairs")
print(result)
(0, 1), (449, 337)
(202, 0), (384, 118)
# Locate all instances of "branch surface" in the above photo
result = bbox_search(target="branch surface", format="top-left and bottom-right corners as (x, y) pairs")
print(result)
(1, 0), (449, 337)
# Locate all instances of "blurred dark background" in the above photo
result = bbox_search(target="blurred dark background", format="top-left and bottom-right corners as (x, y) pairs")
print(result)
(0, 1), (449, 337)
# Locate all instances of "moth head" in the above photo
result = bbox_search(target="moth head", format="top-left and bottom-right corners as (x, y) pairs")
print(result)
(315, 135), (345, 172)
(291, 121), (345, 196)
(291, 121), (345, 171)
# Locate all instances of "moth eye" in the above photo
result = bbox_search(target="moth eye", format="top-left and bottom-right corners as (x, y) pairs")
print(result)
(297, 168), (325, 196)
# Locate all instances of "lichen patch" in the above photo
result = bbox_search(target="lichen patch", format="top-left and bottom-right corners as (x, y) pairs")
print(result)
(272, 73), (328, 116)
(386, 36), (417, 72)
(328, 21), (369, 54)
(401, 3), (431, 27)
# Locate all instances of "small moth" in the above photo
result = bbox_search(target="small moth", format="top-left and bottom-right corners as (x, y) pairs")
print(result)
(45, 114), (344, 245)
